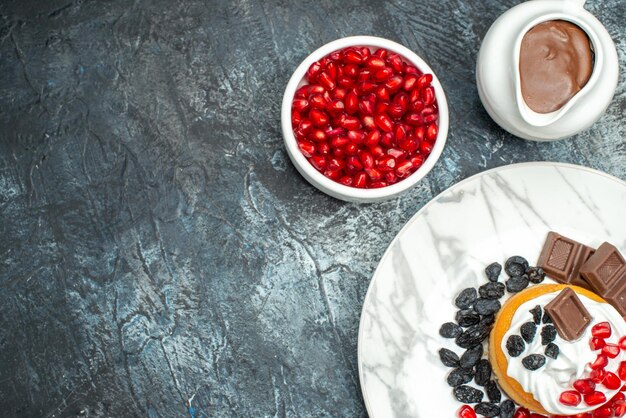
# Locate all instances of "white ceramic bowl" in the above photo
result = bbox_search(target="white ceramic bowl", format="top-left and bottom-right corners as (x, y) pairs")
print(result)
(281, 36), (449, 203)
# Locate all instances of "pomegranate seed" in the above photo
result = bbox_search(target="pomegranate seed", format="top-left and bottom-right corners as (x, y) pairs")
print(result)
(359, 151), (374, 169)
(309, 94), (327, 109)
(394, 124), (407, 142)
(385, 171), (397, 184)
(395, 160), (413, 177)
(591, 337), (607, 351)
(317, 142), (330, 155)
(592, 322), (612, 339)
(457, 404), (477, 418)
(619, 336), (626, 350)
(366, 56), (386, 70)
(603, 344), (620, 358)
(309, 155), (327, 171)
(585, 391), (607, 406)
(405, 113), (423, 126)
(373, 67), (393, 82)
(295, 85), (310, 98)
(292, 110), (302, 126)
(343, 49), (363, 64)
(590, 354), (609, 370)
(618, 362), (626, 380)
(387, 103), (405, 119)
(298, 141), (316, 157)
(423, 114), (438, 124)
(385, 75), (403, 92)
(330, 136), (349, 148)
(613, 393), (626, 403)
(359, 98), (375, 116)
(326, 61), (338, 80)
(318, 71), (336, 90)
(326, 126), (346, 137)
(358, 81), (377, 94)
(308, 84), (326, 95)
(323, 169), (341, 180)
(574, 379), (597, 395)
(411, 99), (425, 112)
(403, 74), (419, 91)
(343, 64), (358, 78)
(293, 98), (310, 112)
(420, 141), (433, 155)
(560, 390), (582, 406)
(332, 148), (345, 158)
(354, 172), (367, 188)
(346, 156), (363, 173)
(357, 68), (371, 81)
(364, 130), (381, 147)
(338, 175), (353, 186)
(337, 76), (355, 89)
(345, 91), (359, 114)
(375, 85), (390, 101)
(387, 54), (404, 73)
(416, 73), (433, 89)
(310, 109), (330, 127)
(603, 372), (621, 390)
(365, 167), (382, 181)
(421, 86), (435, 105)
(426, 123), (438, 141)
(591, 368), (607, 384)
(346, 130), (365, 144)
(381, 132), (394, 148)
(360, 47), (370, 58)
(327, 157), (345, 171)
(369, 145), (384, 158)
(344, 143), (358, 155)
(513, 407), (530, 418)
(414, 126), (426, 141)
(375, 114), (394, 132)
(309, 129), (327, 142)
(387, 148), (406, 160)
(340, 116), (361, 131)
(399, 138), (418, 153)
(593, 406), (614, 417)
(370, 181), (388, 188)
(307, 62), (322, 82)
(377, 156), (396, 172)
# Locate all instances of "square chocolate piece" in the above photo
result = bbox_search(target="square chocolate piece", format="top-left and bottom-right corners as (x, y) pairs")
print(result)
(537, 232), (594, 288)
(544, 287), (592, 341)
(603, 271), (626, 316)
(580, 242), (626, 295)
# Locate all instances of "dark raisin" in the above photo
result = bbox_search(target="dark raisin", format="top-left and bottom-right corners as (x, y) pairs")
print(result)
(506, 335), (525, 357)
(485, 380), (501, 403)
(543, 312), (553, 324)
(439, 348), (460, 367)
(474, 359), (492, 386)
(479, 282), (505, 300)
(506, 275), (529, 293)
(474, 298), (501, 315)
(480, 314), (495, 326)
(460, 344), (483, 368)
(455, 288), (477, 309)
(505, 256), (529, 277)
(475, 402), (501, 417)
(500, 400), (515, 418)
(440, 322), (463, 338)
(527, 266), (546, 284)
(456, 323), (491, 349)
(456, 309), (481, 327)
(520, 322), (537, 343)
(453, 385), (484, 403)
(541, 325), (557, 345)
(529, 305), (542, 325)
(447, 367), (474, 387)
(485, 262), (502, 282)
(545, 343), (560, 359)
(522, 354), (546, 370)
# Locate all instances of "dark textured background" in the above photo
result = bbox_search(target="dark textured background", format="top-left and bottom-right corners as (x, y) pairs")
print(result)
(0, 0), (624, 417)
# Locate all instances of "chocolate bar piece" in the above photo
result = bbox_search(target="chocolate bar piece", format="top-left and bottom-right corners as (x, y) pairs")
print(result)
(544, 287), (592, 341)
(580, 242), (626, 315)
(537, 232), (594, 290)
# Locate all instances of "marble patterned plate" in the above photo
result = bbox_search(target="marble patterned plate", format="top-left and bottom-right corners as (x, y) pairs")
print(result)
(358, 162), (626, 418)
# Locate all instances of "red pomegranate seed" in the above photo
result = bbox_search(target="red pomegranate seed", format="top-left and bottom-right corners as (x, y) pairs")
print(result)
(332, 148), (345, 158)
(343, 49), (363, 64)
(403, 74), (418, 91)
(293, 98), (310, 112)
(327, 157), (345, 171)
(309, 94), (327, 109)
(619, 336), (626, 350)
(369, 145), (384, 158)
(603, 344), (620, 358)
(377, 156), (396, 171)
(298, 141), (316, 157)
(369, 181), (386, 188)
(330, 136), (349, 149)
(593, 406), (614, 417)
(395, 124), (407, 142)
(513, 407), (530, 418)
(560, 390), (582, 406)
(307, 62), (322, 82)
(380, 132), (393, 147)
(309, 109), (329, 127)
(458, 404), (477, 418)
(592, 322), (612, 339)
(343, 64), (358, 78)
(346, 130), (365, 144)
(309, 155), (327, 170)
(411, 99), (425, 112)
(365, 167), (382, 181)
(326, 61), (338, 80)
(387, 54), (404, 73)
(366, 56), (386, 70)
(591, 368), (607, 384)
(344, 143), (358, 155)
(309, 129), (327, 142)
(385, 75), (403, 92)
(603, 372), (621, 390)
(618, 362), (626, 380)
(375, 85), (390, 101)
(586, 391), (608, 406)
(416, 73), (433, 89)
(340, 116), (361, 131)
(364, 130), (381, 147)
(338, 175), (353, 186)
(410, 154), (424, 167)
(323, 169), (341, 180)
(426, 123), (438, 141)
(373, 67), (393, 82)
(357, 68), (371, 81)
(317, 72), (336, 90)
(385, 171), (397, 184)
(414, 125), (426, 141)
(387, 148), (406, 160)
(375, 114), (393, 132)
(421, 86), (435, 105)
(346, 156), (363, 172)
(337, 76), (355, 89)
(387, 104), (404, 119)
(354, 172), (367, 188)
(399, 138), (418, 153)
(360, 151), (374, 169)
(591, 337), (607, 351)
(420, 141), (433, 155)
(590, 354), (609, 370)
(345, 91), (359, 114)
(359, 97), (375, 116)
(574, 379), (597, 395)
(292, 111), (302, 127)
(405, 112), (423, 126)
(396, 160), (413, 177)
(358, 81), (377, 94)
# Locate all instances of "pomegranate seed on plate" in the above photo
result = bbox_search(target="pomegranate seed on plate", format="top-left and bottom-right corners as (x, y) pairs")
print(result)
(365, 167), (383, 181)
(375, 114), (394, 132)
(560, 390), (582, 406)
(359, 151), (374, 169)
(590, 354), (609, 370)
(309, 155), (327, 170)
(602, 344), (620, 358)
(309, 109), (329, 127)
(354, 172), (367, 188)
(592, 322), (612, 339)
(585, 391), (608, 406)
(309, 129), (327, 142)
(403, 73), (418, 91)
(298, 141), (316, 157)
(457, 404), (476, 418)
(292, 98), (310, 112)
(420, 141), (433, 155)
(513, 407), (530, 418)
(591, 368), (607, 383)
(317, 71), (336, 90)
(338, 175), (353, 186)
(373, 67), (393, 82)
(426, 123), (438, 141)
(603, 372), (621, 390)
(366, 56), (386, 70)
(416, 73), (433, 89)
(375, 85), (390, 101)
(574, 379), (596, 394)
(618, 361), (626, 380)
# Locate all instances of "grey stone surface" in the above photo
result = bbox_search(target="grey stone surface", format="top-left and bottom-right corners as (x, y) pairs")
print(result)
(0, 0), (623, 417)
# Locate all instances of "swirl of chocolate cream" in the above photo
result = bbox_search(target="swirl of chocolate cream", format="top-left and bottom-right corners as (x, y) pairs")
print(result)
(519, 20), (594, 114)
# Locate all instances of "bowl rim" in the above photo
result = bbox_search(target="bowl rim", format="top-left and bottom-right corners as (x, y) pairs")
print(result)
(281, 35), (449, 202)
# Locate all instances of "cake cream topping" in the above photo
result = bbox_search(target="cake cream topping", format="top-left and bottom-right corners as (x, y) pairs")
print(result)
(501, 291), (626, 415)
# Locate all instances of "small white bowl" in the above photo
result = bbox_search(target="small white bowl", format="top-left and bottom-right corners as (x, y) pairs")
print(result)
(281, 36), (449, 203)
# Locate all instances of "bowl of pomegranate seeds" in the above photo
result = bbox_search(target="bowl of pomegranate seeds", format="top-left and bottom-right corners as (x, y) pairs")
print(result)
(282, 36), (448, 202)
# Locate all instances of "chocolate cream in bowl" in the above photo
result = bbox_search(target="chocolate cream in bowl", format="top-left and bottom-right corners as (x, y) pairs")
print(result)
(519, 20), (594, 114)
